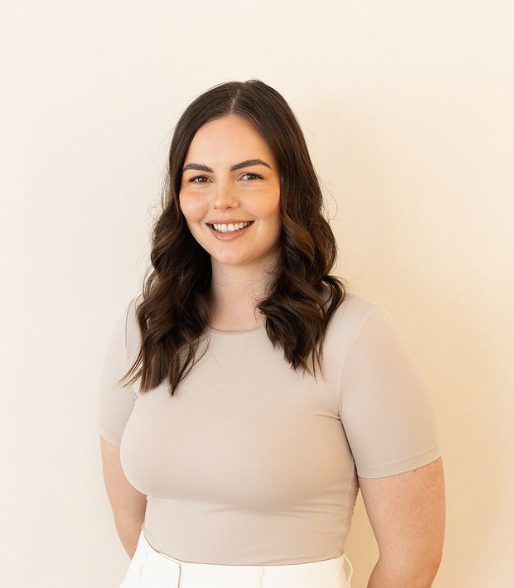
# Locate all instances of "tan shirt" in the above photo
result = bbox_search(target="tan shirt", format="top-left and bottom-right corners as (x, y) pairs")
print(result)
(98, 292), (441, 565)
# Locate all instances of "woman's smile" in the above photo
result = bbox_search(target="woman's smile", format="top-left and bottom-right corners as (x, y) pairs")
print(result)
(206, 220), (255, 240)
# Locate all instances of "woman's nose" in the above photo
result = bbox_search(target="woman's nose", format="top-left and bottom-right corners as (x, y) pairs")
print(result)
(211, 180), (239, 208)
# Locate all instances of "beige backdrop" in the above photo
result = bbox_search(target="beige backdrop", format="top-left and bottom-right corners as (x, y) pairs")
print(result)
(2, 1), (512, 586)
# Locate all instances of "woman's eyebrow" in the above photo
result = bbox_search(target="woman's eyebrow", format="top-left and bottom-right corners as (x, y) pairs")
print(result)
(182, 159), (272, 172)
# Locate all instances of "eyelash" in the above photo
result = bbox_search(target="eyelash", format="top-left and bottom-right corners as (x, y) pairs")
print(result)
(188, 172), (263, 183)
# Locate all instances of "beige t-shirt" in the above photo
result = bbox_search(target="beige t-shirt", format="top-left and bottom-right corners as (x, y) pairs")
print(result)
(98, 292), (441, 565)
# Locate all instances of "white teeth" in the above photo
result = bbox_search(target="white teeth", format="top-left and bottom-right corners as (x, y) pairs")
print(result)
(212, 221), (251, 233)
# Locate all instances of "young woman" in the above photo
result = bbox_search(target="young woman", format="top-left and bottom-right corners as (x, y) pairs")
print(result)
(98, 79), (445, 588)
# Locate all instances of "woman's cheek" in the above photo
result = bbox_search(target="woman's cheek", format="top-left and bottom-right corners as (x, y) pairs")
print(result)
(180, 192), (204, 221)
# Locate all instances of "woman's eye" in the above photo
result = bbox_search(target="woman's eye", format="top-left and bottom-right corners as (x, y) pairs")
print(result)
(240, 172), (263, 181)
(188, 173), (263, 183)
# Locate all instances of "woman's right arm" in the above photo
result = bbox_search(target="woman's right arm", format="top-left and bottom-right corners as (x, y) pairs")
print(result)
(98, 299), (144, 558)
(100, 435), (147, 559)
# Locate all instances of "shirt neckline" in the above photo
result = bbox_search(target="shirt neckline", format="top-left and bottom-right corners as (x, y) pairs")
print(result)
(207, 323), (266, 335)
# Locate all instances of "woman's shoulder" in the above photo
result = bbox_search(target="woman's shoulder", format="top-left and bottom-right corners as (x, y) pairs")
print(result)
(324, 290), (403, 360)
(329, 291), (381, 332)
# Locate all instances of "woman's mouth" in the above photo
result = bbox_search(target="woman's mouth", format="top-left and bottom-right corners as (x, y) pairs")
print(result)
(206, 220), (255, 240)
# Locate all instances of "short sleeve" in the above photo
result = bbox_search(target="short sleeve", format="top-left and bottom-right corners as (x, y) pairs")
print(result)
(339, 304), (442, 478)
(98, 300), (138, 447)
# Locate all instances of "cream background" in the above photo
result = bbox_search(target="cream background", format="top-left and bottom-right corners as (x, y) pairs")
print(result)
(1, 1), (512, 586)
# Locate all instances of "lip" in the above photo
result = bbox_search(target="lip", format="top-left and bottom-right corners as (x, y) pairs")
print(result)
(205, 219), (254, 224)
(206, 220), (255, 240)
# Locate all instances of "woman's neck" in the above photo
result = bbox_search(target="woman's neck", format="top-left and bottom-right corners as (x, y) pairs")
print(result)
(208, 251), (279, 329)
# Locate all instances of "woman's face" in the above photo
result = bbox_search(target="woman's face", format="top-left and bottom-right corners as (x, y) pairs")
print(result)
(179, 114), (281, 271)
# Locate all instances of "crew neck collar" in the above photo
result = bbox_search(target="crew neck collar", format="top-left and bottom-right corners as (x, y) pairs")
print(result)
(207, 323), (266, 335)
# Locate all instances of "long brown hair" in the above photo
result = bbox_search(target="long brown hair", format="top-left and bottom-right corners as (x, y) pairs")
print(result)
(121, 79), (350, 396)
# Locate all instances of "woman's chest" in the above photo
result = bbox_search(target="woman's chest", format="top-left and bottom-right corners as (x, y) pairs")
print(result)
(120, 334), (352, 509)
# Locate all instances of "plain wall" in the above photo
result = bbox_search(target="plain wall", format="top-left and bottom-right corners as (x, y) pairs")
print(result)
(1, 1), (512, 586)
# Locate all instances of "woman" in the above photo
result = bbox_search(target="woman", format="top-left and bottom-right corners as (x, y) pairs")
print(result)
(98, 79), (445, 588)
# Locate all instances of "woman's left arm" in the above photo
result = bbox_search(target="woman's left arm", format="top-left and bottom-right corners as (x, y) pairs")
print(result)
(359, 456), (445, 588)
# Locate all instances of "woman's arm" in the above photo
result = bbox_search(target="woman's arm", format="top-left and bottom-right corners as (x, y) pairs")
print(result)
(358, 456), (445, 588)
(100, 436), (148, 558)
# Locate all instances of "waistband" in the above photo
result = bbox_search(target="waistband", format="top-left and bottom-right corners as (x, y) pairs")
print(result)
(136, 530), (354, 587)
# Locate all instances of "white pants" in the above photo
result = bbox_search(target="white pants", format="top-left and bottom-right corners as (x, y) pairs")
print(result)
(119, 529), (354, 588)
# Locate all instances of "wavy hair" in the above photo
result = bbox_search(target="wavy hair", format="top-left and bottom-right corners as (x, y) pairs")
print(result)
(121, 79), (350, 396)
